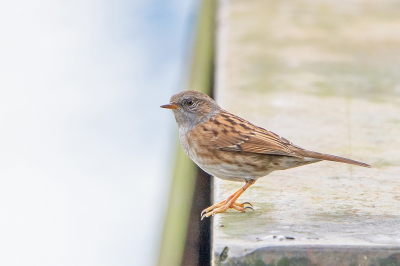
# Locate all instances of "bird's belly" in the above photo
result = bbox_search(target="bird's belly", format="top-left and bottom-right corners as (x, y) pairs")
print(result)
(190, 148), (275, 182)
(197, 162), (268, 182)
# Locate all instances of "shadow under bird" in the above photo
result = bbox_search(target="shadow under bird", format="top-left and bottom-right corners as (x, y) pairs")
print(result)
(161, 91), (371, 220)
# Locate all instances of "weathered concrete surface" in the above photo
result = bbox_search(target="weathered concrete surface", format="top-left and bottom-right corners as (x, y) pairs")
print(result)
(213, 0), (400, 265)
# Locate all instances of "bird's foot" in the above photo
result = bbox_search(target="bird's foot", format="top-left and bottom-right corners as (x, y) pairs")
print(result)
(201, 199), (253, 220)
(201, 181), (255, 220)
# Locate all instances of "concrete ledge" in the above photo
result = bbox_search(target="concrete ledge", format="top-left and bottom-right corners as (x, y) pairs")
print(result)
(213, 0), (400, 265)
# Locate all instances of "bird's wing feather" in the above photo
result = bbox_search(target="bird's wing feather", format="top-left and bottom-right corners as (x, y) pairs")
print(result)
(196, 112), (305, 158)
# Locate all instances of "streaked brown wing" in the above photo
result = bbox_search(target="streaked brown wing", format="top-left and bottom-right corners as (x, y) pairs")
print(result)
(196, 112), (304, 158)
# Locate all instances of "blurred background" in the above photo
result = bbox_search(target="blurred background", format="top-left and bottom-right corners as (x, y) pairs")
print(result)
(0, 0), (198, 265)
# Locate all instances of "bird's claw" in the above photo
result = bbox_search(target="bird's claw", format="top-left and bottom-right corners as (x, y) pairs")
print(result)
(243, 202), (253, 207)
(200, 201), (255, 220)
(244, 206), (254, 211)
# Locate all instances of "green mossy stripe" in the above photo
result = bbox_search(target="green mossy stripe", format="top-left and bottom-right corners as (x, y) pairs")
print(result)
(157, 1), (216, 265)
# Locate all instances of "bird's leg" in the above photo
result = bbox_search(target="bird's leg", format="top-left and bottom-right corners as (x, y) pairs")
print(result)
(201, 180), (255, 220)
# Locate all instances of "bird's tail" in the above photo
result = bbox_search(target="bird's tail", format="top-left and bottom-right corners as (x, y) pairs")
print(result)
(302, 150), (371, 168)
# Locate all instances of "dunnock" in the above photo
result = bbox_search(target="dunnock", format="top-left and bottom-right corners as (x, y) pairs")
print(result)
(161, 91), (371, 220)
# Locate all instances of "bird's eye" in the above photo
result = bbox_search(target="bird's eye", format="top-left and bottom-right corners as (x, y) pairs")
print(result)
(186, 100), (194, 106)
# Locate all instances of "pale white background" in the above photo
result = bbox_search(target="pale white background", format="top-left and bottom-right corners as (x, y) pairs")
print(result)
(0, 0), (197, 265)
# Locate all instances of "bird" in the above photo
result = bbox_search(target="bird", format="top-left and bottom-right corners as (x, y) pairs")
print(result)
(161, 90), (371, 220)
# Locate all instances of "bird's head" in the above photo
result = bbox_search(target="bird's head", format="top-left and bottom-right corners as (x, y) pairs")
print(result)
(161, 90), (221, 130)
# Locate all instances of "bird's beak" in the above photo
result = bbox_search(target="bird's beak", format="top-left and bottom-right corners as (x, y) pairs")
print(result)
(160, 103), (179, 109)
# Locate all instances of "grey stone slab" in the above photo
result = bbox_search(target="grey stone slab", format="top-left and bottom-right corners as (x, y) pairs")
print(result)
(215, 246), (400, 266)
(213, 0), (400, 264)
